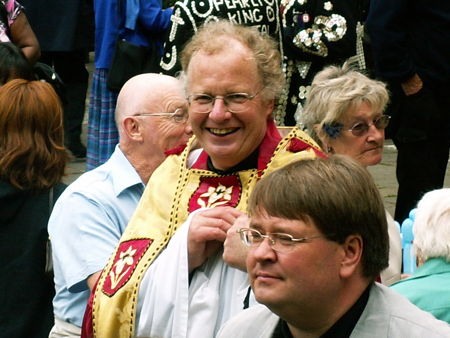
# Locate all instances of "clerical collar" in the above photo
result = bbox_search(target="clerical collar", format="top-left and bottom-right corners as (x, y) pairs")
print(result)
(206, 148), (259, 174)
(272, 284), (372, 338)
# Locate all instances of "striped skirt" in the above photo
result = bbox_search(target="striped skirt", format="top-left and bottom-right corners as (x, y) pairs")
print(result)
(86, 69), (119, 170)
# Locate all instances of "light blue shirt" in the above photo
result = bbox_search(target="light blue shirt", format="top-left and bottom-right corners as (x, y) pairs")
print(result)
(49, 146), (145, 327)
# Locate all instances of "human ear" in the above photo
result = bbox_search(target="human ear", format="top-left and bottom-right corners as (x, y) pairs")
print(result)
(339, 234), (363, 278)
(123, 116), (143, 141)
(264, 98), (275, 119)
(314, 124), (332, 153)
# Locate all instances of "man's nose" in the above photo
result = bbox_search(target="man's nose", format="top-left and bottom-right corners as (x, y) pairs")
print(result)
(252, 237), (277, 262)
(184, 121), (193, 136)
(208, 98), (232, 121)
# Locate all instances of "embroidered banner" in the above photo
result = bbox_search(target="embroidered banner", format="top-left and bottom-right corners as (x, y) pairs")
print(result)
(189, 175), (242, 212)
(102, 239), (153, 296)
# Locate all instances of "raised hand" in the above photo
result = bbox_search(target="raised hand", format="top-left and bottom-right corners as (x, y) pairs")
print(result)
(188, 206), (244, 271)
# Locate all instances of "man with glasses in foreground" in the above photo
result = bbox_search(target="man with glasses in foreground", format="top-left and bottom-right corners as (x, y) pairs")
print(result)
(218, 156), (450, 338)
(48, 73), (191, 336)
(84, 21), (323, 337)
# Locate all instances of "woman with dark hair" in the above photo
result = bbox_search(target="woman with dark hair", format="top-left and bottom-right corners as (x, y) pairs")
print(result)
(0, 41), (34, 84)
(0, 79), (67, 337)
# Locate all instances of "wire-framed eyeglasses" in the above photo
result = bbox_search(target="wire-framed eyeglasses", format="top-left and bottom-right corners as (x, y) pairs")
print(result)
(134, 107), (188, 124)
(346, 115), (391, 137)
(237, 228), (326, 253)
(187, 88), (263, 114)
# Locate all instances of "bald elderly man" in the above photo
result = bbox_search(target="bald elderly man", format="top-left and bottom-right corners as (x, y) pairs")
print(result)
(47, 74), (192, 337)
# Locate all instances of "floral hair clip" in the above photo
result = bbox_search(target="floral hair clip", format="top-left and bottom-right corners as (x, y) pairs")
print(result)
(322, 122), (343, 139)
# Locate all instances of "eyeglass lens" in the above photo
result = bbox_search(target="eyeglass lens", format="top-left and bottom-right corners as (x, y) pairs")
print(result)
(239, 229), (297, 253)
(350, 115), (390, 136)
(189, 93), (255, 114)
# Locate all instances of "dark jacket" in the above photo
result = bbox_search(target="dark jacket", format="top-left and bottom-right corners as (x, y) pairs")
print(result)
(20, 0), (93, 51)
(0, 181), (66, 338)
(366, 0), (450, 86)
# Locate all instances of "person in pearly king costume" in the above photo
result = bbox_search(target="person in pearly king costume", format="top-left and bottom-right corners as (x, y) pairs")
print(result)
(83, 20), (324, 338)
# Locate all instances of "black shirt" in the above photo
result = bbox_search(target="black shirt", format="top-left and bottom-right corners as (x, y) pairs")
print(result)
(206, 148), (259, 174)
(272, 285), (371, 338)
